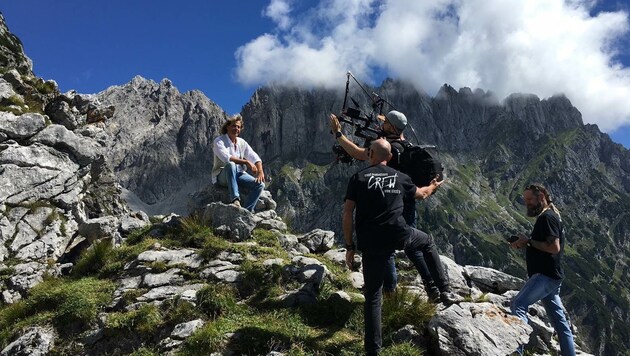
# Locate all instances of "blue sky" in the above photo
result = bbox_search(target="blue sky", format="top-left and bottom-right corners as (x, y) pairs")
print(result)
(2, 1), (630, 148)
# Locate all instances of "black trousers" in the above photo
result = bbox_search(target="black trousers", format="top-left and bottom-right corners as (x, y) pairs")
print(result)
(362, 228), (449, 354)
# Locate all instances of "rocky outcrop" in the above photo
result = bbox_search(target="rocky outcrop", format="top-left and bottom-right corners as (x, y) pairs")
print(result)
(0, 73), (145, 302)
(0, 13), (33, 76)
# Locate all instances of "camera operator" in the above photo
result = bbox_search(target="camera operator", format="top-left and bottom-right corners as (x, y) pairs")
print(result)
(330, 111), (441, 301)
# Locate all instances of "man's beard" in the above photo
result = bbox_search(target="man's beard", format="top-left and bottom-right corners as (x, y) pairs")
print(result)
(527, 203), (543, 217)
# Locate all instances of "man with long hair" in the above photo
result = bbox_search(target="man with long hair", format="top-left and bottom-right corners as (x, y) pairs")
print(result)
(510, 184), (575, 356)
(212, 115), (265, 212)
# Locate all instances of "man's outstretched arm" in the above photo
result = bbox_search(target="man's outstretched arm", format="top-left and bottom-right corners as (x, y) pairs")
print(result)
(330, 114), (369, 161)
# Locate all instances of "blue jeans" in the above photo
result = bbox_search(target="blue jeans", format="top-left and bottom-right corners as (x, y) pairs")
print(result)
(511, 273), (576, 356)
(362, 228), (449, 355)
(383, 200), (436, 294)
(217, 162), (265, 212)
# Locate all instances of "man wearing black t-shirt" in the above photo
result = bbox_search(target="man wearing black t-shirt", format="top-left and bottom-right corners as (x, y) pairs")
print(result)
(342, 139), (456, 355)
(330, 111), (439, 299)
(510, 184), (575, 356)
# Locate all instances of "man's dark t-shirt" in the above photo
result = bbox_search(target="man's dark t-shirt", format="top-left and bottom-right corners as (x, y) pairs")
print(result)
(526, 209), (565, 280)
(344, 164), (416, 253)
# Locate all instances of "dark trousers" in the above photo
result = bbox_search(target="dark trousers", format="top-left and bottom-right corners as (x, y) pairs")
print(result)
(362, 228), (449, 354)
(383, 200), (436, 293)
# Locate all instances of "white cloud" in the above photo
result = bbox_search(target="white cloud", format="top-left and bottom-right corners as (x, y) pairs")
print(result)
(263, 0), (293, 30)
(236, 0), (630, 131)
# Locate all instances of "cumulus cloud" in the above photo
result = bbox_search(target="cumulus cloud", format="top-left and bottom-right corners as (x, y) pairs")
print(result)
(263, 0), (294, 30)
(235, 0), (630, 131)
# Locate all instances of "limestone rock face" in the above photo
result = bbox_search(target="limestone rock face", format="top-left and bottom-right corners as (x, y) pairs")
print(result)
(0, 327), (55, 356)
(0, 14), (33, 75)
(428, 302), (531, 356)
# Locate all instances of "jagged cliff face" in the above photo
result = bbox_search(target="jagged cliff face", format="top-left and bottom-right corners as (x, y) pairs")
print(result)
(240, 83), (630, 355)
(0, 13), (32, 76)
(95, 77), (228, 214)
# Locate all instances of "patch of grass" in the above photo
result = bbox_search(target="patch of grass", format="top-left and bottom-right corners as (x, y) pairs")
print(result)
(0, 277), (115, 347)
(162, 297), (203, 326)
(196, 284), (239, 319)
(129, 348), (159, 356)
(380, 342), (424, 356)
(125, 224), (153, 245)
(252, 228), (282, 248)
(71, 240), (113, 277)
(105, 304), (162, 336)
(72, 238), (159, 278)
(381, 288), (436, 336)
(238, 260), (288, 302)
(199, 234), (231, 260)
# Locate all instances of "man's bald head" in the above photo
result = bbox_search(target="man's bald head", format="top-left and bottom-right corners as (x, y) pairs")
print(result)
(370, 139), (392, 162)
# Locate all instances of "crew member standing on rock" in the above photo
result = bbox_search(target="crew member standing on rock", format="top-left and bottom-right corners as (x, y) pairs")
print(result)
(342, 139), (458, 356)
(331, 111), (441, 300)
(510, 184), (575, 356)
(212, 114), (265, 212)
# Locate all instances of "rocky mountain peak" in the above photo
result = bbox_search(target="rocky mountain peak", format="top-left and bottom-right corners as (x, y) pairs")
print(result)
(0, 13), (33, 76)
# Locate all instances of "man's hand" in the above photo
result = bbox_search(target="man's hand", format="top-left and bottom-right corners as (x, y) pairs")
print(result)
(430, 177), (446, 190)
(255, 170), (265, 184)
(510, 233), (530, 249)
(246, 161), (257, 174)
(329, 114), (342, 134)
(345, 249), (355, 270)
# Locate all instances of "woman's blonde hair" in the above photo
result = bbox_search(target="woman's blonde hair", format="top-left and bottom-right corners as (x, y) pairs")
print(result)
(221, 114), (244, 135)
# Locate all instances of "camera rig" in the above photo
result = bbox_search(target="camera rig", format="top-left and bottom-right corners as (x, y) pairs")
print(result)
(332, 71), (419, 163)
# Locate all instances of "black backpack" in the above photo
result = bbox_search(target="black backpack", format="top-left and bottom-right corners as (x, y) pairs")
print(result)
(391, 140), (444, 187)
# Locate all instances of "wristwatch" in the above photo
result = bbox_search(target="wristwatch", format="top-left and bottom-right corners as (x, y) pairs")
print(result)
(335, 131), (343, 139)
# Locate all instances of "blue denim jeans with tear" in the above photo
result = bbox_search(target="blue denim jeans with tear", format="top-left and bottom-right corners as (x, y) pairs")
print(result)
(217, 162), (264, 212)
(511, 273), (576, 356)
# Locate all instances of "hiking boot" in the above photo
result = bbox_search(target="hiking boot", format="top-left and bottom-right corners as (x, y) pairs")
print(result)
(426, 286), (441, 303)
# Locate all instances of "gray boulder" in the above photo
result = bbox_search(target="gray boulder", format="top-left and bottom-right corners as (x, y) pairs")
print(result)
(428, 302), (531, 356)
(0, 327), (55, 356)
(136, 249), (202, 268)
(142, 268), (184, 288)
(0, 112), (46, 140)
(78, 216), (120, 242)
(170, 319), (205, 340)
(464, 265), (525, 294)
(299, 229), (334, 253)
(440, 255), (470, 294)
(201, 202), (256, 241)
(44, 99), (80, 130)
(30, 124), (102, 166)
